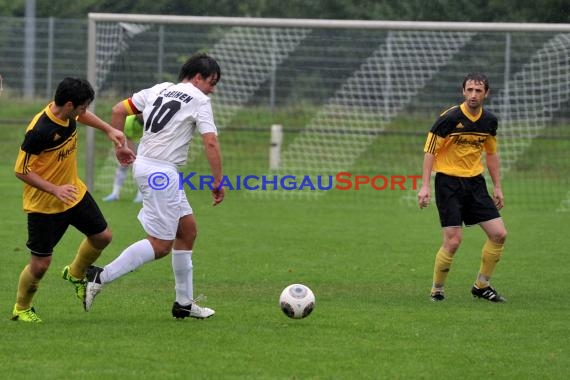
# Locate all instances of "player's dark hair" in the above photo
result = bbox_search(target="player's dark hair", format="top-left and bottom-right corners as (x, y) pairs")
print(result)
(53, 77), (95, 107)
(178, 53), (221, 83)
(462, 72), (489, 91)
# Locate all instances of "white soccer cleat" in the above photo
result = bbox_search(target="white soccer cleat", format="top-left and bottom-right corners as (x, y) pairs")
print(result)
(85, 265), (104, 311)
(190, 304), (215, 319)
(172, 301), (215, 319)
(102, 193), (119, 202)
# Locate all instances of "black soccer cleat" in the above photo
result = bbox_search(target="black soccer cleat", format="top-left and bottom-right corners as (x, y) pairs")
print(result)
(430, 291), (445, 302)
(471, 285), (506, 303)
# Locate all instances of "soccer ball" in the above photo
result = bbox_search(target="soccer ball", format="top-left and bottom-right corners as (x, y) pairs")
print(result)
(124, 114), (143, 141)
(279, 284), (315, 319)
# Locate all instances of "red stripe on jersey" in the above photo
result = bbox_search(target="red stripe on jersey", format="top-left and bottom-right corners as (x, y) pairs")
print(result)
(123, 98), (141, 114)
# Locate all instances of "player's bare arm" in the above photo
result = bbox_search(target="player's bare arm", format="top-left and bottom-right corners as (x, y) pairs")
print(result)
(109, 101), (138, 164)
(15, 171), (78, 205)
(418, 152), (435, 209)
(202, 132), (224, 206)
(111, 101), (139, 153)
(110, 101), (130, 134)
(78, 110), (126, 148)
(486, 152), (504, 209)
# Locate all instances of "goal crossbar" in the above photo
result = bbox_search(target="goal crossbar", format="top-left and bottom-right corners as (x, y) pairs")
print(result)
(88, 13), (570, 32)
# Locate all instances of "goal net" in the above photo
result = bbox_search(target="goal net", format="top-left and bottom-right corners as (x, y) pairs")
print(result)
(87, 15), (570, 210)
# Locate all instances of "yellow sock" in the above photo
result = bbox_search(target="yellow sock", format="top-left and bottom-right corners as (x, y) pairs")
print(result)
(69, 238), (103, 279)
(476, 239), (504, 288)
(432, 248), (454, 291)
(16, 265), (40, 310)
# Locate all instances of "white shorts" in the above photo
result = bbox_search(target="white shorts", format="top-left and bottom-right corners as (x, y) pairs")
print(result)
(133, 156), (193, 240)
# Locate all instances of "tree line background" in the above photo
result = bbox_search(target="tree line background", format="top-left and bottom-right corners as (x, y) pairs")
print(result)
(1, 0), (569, 23)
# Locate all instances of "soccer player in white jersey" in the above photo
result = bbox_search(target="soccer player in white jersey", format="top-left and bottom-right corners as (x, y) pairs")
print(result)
(85, 53), (224, 319)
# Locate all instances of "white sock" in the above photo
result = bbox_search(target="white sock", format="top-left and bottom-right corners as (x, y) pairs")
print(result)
(100, 239), (155, 284)
(112, 166), (128, 196)
(171, 249), (193, 305)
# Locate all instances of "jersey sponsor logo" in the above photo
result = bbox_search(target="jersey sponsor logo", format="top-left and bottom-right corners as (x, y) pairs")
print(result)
(53, 133), (61, 141)
(453, 135), (486, 148)
(456, 123), (464, 129)
(57, 140), (77, 161)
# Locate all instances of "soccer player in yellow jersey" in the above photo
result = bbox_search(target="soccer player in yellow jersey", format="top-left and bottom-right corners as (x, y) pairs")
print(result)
(418, 73), (508, 303)
(11, 77), (128, 322)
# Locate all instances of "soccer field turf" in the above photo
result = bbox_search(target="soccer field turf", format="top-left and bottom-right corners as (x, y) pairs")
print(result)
(2, 99), (569, 378)
(1, 171), (569, 379)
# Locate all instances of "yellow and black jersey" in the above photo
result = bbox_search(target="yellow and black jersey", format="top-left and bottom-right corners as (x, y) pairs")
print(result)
(14, 103), (87, 214)
(423, 103), (498, 178)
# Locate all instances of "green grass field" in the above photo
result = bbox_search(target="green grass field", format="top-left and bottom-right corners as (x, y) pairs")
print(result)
(1, 100), (569, 379)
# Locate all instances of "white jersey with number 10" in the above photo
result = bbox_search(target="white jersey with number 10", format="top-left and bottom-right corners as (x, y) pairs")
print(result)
(129, 81), (218, 167)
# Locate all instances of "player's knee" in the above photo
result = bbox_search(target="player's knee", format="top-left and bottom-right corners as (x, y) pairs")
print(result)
(155, 249), (171, 259)
(491, 229), (507, 244)
(151, 240), (174, 259)
(445, 236), (462, 252)
(176, 226), (197, 244)
(89, 229), (113, 249)
(30, 256), (51, 278)
(187, 228), (197, 245)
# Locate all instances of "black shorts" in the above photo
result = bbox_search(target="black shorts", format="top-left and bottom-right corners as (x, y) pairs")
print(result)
(26, 192), (108, 256)
(434, 173), (500, 228)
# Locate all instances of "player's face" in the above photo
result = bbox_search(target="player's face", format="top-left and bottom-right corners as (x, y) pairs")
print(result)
(62, 101), (89, 120)
(462, 80), (488, 110)
(193, 74), (219, 95)
(73, 103), (90, 117)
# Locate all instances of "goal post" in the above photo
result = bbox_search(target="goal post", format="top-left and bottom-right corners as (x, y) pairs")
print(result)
(86, 14), (570, 209)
